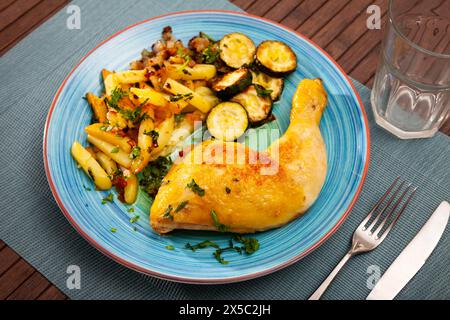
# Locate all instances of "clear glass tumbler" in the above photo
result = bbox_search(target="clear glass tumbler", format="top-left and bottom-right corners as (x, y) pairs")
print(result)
(371, 0), (450, 139)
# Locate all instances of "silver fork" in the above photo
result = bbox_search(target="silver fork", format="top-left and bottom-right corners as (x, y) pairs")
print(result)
(309, 177), (417, 300)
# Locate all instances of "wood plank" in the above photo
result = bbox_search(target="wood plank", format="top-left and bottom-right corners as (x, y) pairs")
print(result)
(263, 0), (303, 22)
(365, 75), (375, 88)
(0, 246), (21, 276)
(0, 0), (68, 56)
(7, 272), (51, 300)
(37, 285), (67, 300)
(246, 0), (279, 17)
(280, 0), (327, 30)
(0, 0), (42, 31)
(325, 0), (388, 61)
(232, 0), (257, 11)
(336, 13), (387, 74)
(0, 0), (17, 12)
(311, 0), (373, 49)
(296, 0), (352, 38)
(0, 259), (35, 299)
(348, 43), (381, 84)
(441, 119), (450, 136)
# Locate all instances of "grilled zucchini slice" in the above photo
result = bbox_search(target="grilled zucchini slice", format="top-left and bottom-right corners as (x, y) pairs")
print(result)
(207, 102), (248, 141)
(212, 68), (252, 100)
(219, 33), (256, 69)
(255, 40), (297, 77)
(251, 70), (284, 101)
(231, 84), (273, 126)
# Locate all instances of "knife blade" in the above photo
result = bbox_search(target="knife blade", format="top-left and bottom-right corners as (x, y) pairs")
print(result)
(366, 201), (449, 300)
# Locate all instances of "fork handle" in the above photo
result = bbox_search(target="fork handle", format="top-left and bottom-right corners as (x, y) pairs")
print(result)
(308, 251), (353, 300)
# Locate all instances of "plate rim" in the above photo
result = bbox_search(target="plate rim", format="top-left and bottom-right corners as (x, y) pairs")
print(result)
(43, 9), (371, 284)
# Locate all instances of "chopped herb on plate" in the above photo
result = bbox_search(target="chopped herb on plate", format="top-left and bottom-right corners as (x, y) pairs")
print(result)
(129, 215), (140, 223)
(130, 146), (141, 159)
(211, 210), (228, 232)
(139, 156), (172, 198)
(163, 205), (173, 220)
(102, 193), (114, 204)
(234, 235), (260, 254)
(187, 179), (205, 196)
(185, 240), (220, 252)
(174, 201), (188, 213)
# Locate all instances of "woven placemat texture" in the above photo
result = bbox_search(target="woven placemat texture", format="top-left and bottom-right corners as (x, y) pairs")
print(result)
(0, 0), (448, 300)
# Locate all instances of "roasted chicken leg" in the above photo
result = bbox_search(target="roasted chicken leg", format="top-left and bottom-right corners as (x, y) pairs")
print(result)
(151, 78), (328, 233)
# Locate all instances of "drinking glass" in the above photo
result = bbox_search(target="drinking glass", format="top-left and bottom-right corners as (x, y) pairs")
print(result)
(371, 0), (450, 139)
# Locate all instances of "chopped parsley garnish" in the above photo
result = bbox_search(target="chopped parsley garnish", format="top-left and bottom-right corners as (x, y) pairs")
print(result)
(129, 215), (140, 223)
(170, 93), (193, 102)
(174, 113), (186, 126)
(110, 227), (117, 233)
(101, 193), (114, 204)
(105, 87), (128, 110)
(83, 185), (92, 191)
(176, 48), (191, 70)
(163, 205), (173, 220)
(174, 201), (188, 213)
(120, 106), (149, 124)
(166, 245), (175, 251)
(185, 240), (220, 252)
(144, 130), (159, 147)
(140, 156), (172, 198)
(213, 242), (242, 265)
(105, 87), (148, 125)
(130, 146), (141, 159)
(225, 187), (231, 194)
(202, 45), (220, 64)
(199, 32), (216, 43)
(234, 235), (260, 254)
(111, 147), (120, 153)
(127, 207), (135, 213)
(255, 85), (273, 98)
(185, 236), (259, 265)
(187, 179), (205, 196)
(210, 210), (228, 232)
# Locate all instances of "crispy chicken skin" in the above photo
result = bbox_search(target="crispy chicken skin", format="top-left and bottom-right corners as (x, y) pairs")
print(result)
(151, 79), (328, 234)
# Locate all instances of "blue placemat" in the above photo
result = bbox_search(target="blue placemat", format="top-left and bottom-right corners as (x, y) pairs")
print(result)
(0, 0), (448, 300)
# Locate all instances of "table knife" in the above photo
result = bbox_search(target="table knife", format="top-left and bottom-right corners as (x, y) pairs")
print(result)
(366, 201), (449, 300)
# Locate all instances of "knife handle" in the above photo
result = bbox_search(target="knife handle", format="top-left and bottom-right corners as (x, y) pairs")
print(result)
(309, 251), (354, 300)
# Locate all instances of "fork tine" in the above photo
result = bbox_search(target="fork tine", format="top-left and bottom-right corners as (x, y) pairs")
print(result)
(358, 177), (400, 229)
(377, 186), (417, 242)
(365, 180), (405, 233)
(373, 183), (411, 237)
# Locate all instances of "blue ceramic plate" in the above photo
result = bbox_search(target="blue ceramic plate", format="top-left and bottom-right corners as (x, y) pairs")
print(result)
(44, 11), (370, 283)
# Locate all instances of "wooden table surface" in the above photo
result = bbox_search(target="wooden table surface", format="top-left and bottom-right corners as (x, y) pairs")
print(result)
(1, 0), (448, 300)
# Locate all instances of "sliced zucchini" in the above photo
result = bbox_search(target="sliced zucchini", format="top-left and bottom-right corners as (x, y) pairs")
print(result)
(206, 102), (248, 141)
(231, 84), (273, 126)
(212, 68), (252, 100)
(255, 40), (297, 77)
(219, 33), (256, 68)
(251, 70), (284, 101)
